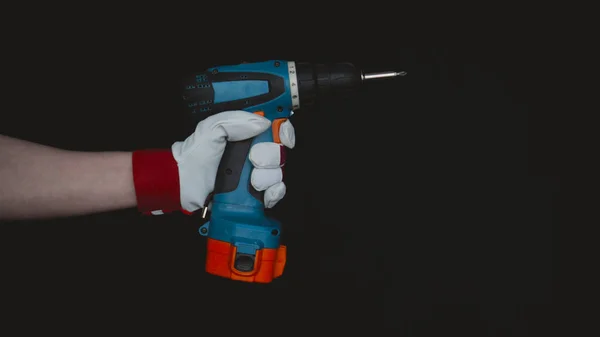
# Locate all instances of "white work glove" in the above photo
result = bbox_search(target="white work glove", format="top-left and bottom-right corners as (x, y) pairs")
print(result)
(172, 110), (295, 213)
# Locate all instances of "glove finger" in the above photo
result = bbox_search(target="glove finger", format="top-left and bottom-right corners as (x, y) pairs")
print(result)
(206, 110), (271, 142)
(278, 119), (295, 149)
(264, 182), (286, 208)
(249, 143), (285, 169)
(251, 167), (283, 191)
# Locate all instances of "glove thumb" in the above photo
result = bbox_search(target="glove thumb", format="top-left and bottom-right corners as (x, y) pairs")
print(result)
(208, 110), (271, 142)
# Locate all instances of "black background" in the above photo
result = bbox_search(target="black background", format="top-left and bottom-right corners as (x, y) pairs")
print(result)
(0, 23), (556, 336)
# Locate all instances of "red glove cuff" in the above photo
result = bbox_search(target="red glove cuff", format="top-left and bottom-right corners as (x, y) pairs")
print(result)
(132, 150), (181, 214)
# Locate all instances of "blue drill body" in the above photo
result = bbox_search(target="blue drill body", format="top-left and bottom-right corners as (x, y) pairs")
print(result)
(198, 61), (292, 254)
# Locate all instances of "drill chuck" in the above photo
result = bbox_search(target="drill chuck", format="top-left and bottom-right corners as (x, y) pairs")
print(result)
(295, 62), (405, 107)
(295, 62), (361, 106)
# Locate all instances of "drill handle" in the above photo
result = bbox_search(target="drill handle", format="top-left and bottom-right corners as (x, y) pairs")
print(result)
(212, 128), (267, 208)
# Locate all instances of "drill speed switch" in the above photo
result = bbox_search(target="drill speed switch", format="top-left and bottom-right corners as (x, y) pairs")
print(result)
(182, 60), (404, 283)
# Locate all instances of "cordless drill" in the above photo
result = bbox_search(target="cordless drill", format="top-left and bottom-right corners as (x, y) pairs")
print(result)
(181, 60), (404, 283)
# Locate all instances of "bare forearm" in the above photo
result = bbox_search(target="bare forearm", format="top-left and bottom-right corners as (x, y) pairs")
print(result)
(0, 135), (137, 220)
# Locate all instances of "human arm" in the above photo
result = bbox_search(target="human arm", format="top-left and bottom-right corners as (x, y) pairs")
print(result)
(0, 134), (136, 220)
(0, 111), (295, 221)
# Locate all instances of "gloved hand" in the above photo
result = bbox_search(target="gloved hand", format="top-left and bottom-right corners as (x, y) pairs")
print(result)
(132, 110), (295, 215)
